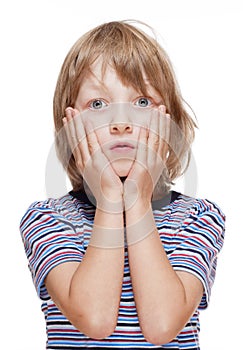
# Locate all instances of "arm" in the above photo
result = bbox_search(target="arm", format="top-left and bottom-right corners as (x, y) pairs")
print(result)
(125, 201), (203, 345)
(124, 107), (203, 344)
(45, 207), (124, 339)
(45, 107), (125, 338)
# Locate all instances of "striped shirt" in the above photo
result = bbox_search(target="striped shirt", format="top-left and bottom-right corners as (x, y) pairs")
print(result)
(20, 190), (225, 349)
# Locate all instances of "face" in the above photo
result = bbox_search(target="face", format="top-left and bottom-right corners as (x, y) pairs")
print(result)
(74, 59), (162, 177)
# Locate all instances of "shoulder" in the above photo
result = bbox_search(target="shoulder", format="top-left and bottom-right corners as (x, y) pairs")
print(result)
(22, 193), (77, 214)
(20, 191), (94, 221)
(161, 192), (226, 244)
(19, 194), (86, 300)
(19, 193), (87, 235)
(19, 194), (69, 241)
(20, 194), (72, 225)
(171, 192), (226, 247)
(173, 192), (225, 222)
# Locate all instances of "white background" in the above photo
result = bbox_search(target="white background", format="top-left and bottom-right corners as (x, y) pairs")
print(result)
(0, 0), (242, 349)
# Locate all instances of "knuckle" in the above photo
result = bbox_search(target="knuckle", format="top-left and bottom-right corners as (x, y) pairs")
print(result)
(76, 159), (83, 170)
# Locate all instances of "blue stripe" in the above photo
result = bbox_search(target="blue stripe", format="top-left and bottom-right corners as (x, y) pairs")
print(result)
(20, 192), (225, 349)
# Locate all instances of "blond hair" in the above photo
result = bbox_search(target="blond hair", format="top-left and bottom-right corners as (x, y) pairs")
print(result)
(53, 20), (196, 192)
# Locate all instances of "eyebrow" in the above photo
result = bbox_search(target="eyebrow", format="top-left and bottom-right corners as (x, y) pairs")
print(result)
(79, 78), (111, 99)
(84, 81), (110, 96)
(83, 70), (109, 89)
(81, 71), (158, 99)
(83, 81), (103, 89)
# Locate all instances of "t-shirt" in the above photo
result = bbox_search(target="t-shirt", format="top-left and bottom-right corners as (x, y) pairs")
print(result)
(20, 190), (225, 349)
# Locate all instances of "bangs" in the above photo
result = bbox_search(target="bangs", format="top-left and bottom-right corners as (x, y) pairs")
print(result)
(74, 21), (165, 98)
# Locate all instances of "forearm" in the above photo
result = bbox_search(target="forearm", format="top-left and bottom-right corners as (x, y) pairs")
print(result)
(68, 207), (124, 337)
(125, 202), (190, 344)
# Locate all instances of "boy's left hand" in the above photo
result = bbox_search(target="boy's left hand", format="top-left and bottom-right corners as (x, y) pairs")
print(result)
(123, 106), (170, 210)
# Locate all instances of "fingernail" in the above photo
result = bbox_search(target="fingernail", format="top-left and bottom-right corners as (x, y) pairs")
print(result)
(65, 107), (73, 117)
(159, 105), (166, 113)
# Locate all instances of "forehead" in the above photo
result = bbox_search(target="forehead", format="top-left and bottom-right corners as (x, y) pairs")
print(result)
(85, 58), (111, 85)
(81, 57), (152, 91)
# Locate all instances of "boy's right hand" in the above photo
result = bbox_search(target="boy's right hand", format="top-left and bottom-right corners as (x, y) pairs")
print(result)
(63, 107), (124, 213)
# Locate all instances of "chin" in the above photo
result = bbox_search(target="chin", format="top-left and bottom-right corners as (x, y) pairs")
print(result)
(111, 159), (133, 177)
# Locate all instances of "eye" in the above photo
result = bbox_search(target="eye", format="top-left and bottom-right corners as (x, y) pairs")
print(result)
(89, 99), (108, 110)
(135, 97), (152, 108)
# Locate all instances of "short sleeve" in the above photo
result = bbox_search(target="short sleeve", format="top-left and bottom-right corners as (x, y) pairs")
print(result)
(20, 201), (84, 301)
(168, 198), (225, 310)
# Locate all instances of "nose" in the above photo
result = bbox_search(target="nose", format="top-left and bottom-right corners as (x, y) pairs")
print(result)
(109, 122), (133, 134)
(108, 103), (134, 134)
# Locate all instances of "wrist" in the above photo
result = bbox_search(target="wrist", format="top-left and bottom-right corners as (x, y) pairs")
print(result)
(92, 208), (124, 248)
(125, 206), (156, 246)
(96, 196), (124, 214)
(90, 225), (125, 248)
(124, 194), (151, 212)
(123, 178), (152, 211)
(83, 180), (124, 213)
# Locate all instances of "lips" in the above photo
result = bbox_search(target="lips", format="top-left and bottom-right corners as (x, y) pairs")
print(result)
(110, 142), (135, 150)
(110, 142), (135, 151)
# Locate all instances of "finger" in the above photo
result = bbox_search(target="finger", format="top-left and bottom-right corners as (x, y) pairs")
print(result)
(63, 108), (78, 154)
(147, 109), (160, 165)
(83, 119), (102, 155)
(163, 111), (170, 145)
(135, 125), (148, 167)
(163, 114), (170, 160)
(158, 106), (170, 161)
(158, 105), (167, 143)
(73, 111), (91, 165)
(82, 120), (112, 185)
(64, 107), (84, 171)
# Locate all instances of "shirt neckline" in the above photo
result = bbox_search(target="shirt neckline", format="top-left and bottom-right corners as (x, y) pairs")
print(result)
(69, 189), (181, 210)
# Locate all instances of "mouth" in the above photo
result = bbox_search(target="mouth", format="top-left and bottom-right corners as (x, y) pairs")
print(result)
(110, 142), (135, 152)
